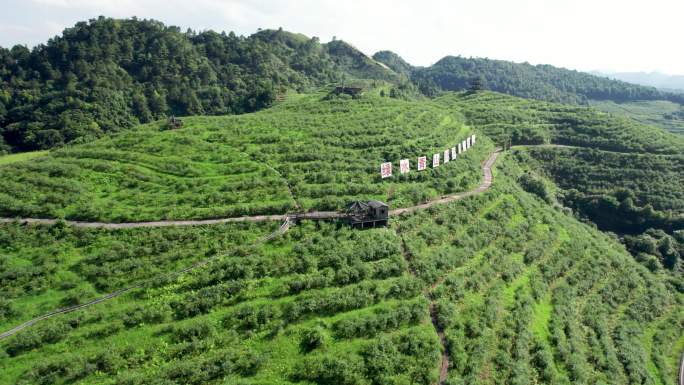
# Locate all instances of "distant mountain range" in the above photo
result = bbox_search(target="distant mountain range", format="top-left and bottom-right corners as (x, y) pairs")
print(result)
(592, 71), (684, 93)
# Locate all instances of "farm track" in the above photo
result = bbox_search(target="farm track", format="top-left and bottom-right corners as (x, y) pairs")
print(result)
(0, 149), (501, 228)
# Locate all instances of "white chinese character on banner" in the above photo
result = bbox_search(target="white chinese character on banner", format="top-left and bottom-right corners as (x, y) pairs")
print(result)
(444, 149), (450, 163)
(380, 162), (392, 178)
(451, 147), (457, 159)
(417, 156), (427, 171)
(433, 153), (440, 168)
(400, 159), (410, 174)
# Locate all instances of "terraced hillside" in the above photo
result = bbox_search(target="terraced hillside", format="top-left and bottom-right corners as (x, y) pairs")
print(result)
(0, 92), (490, 222)
(1, 151), (683, 385)
(1, 91), (684, 385)
(438, 91), (684, 154)
(590, 100), (684, 136)
(439, 90), (684, 284)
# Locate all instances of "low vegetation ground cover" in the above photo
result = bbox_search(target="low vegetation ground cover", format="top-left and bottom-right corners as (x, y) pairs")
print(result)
(1, 153), (682, 385)
(0, 151), (48, 166)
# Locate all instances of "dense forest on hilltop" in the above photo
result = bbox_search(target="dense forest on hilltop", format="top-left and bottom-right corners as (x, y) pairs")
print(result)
(373, 51), (684, 105)
(0, 17), (396, 152)
(3, 17), (684, 153)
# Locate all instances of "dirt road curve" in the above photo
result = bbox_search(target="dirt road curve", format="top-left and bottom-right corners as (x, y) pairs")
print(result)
(390, 149), (499, 217)
(0, 149), (501, 228)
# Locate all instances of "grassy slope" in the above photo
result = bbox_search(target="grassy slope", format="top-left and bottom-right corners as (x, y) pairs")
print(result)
(1, 150), (682, 385)
(0, 92), (490, 222)
(0, 151), (48, 166)
(1, 91), (683, 385)
(590, 99), (684, 136)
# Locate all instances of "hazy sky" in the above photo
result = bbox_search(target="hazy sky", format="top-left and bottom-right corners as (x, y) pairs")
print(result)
(1, 0), (682, 75)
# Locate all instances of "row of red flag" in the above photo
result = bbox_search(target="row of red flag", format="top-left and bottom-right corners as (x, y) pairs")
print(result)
(380, 134), (476, 178)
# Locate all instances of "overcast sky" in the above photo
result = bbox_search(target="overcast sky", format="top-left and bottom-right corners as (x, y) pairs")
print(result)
(1, 0), (682, 75)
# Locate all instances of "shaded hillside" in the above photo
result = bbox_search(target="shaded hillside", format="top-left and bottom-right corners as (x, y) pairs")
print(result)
(516, 147), (684, 272)
(373, 51), (684, 105)
(0, 18), (396, 152)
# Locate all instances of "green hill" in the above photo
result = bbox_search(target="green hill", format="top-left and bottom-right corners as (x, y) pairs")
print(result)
(1, 137), (682, 384)
(7, 18), (684, 155)
(440, 91), (684, 274)
(0, 91), (487, 222)
(0, 90), (683, 384)
(0, 18), (398, 153)
(437, 91), (684, 153)
(373, 51), (684, 106)
(2, 15), (684, 385)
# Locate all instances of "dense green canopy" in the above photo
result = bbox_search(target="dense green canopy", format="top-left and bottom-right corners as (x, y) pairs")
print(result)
(0, 17), (396, 152)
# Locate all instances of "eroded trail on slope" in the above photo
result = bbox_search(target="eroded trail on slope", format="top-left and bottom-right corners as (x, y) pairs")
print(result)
(0, 149), (501, 228)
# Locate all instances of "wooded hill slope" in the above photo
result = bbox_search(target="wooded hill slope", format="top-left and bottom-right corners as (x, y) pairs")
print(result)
(0, 17), (397, 152)
(373, 50), (684, 105)
(4, 17), (684, 153)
